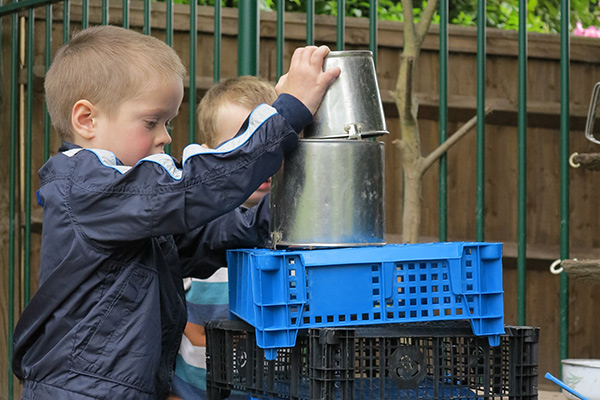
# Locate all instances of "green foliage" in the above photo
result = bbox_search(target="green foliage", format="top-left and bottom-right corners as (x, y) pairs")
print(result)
(476, 0), (600, 33)
(171, 0), (600, 34)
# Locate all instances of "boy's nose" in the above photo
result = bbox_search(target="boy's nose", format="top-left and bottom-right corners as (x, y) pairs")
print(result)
(158, 128), (172, 146)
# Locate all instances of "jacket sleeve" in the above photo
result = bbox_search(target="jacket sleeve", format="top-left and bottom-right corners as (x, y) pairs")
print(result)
(38, 96), (310, 245)
(175, 193), (270, 278)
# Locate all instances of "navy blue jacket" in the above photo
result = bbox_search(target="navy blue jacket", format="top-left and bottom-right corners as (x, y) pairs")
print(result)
(12, 96), (311, 399)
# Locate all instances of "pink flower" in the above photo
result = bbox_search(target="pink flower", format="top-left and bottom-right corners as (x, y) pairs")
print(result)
(573, 21), (600, 38)
(573, 21), (585, 36)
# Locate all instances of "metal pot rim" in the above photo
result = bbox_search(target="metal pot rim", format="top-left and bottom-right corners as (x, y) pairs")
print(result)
(327, 50), (373, 58)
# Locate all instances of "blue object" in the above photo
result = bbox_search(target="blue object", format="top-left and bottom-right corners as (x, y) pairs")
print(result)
(545, 372), (589, 400)
(240, 376), (480, 399)
(227, 242), (505, 360)
(357, 377), (480, 400)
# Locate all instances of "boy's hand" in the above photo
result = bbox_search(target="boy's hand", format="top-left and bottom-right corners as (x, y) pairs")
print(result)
(275, 45), (341, 115)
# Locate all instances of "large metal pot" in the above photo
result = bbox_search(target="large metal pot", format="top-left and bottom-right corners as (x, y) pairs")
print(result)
(270, 139), (385, 248)
(303, 50), (388, 139)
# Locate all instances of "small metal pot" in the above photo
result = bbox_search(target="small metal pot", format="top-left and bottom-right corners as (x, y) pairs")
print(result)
(270, 139), (385, 248)
(304, 50), (388, 139)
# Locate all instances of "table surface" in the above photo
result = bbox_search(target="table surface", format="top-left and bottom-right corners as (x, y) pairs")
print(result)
(539, 389), (566, 400)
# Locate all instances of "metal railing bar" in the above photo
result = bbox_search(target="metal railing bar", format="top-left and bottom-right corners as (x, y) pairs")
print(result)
(336, 0), (344, 50)
(369, 0), (377, 67)
(101, 0), (108, 24)
(475, 0), (486, 241)
(8, 11), (19, 400)
(438, 0), (448, 242)
(164, 0), (173, 154)
(122, 0), (129, 28)
(165, 0), (172, 46)
(305, 0), (314, 45)
(63, 0), (69, 43)
(276, 0), (284, 80)
(24, 9), (34, 305)
(237, 0), (258, 76)
(143, 0), (149, 34)
(188, 0), (196, 142)
(213, 0), (220, 82)
(44, 3), (52, 161)
(81, 0), (87, 27)
(559, 0), (570, 368)
(517, 0), (528, 326)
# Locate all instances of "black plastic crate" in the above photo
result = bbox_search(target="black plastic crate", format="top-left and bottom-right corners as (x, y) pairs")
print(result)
(205, 320), (538, 400)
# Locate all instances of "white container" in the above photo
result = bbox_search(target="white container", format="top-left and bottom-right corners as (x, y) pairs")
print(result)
(561, 359), (600, 400)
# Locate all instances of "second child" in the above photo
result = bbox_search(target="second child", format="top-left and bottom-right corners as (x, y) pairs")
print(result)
(171, 76), (278, 399)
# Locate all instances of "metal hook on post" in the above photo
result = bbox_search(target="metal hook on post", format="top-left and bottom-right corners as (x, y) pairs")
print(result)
(569, 152), (580, 168)
(549, 259), (563, 275)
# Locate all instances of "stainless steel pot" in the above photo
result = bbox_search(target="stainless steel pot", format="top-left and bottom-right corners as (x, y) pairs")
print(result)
(270, 139), (385, 248)
(304, 50), (388, 139)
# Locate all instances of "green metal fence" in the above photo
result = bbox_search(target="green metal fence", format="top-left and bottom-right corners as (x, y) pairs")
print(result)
(0, 0), (573, 398)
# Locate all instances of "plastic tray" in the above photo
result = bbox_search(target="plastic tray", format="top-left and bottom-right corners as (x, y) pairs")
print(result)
(205, 320), (538, 400)
(227, 242), (505, 360)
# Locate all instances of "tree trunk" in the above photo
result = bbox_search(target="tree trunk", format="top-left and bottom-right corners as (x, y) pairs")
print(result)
(392, 0), (485, 244)
(394, 13), (426, 243)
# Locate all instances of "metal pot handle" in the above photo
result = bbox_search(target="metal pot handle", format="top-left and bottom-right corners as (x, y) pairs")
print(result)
(344, 123), (363, 140)
(585, 82), (600, 145)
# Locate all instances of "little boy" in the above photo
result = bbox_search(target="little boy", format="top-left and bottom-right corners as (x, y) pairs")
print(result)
(198, 75), (278, 205)
(12, 25), (339, 400)
(170, 76), (277, 400)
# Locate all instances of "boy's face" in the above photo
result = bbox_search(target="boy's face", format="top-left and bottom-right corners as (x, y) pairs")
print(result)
(92, 77), (184, 166)
(213, 102), (253, 148)
(214, 101), (270, 207)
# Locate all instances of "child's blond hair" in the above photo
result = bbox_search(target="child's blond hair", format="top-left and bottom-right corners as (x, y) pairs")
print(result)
(44, 25), (187, 141)
(197, 76), (277, 148)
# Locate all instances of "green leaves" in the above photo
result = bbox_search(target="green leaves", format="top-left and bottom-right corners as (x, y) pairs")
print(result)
(164, 0), (600, 34)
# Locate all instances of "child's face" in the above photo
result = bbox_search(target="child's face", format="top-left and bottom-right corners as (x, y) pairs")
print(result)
(93, 77), (184, 166)
(214, 101), (270, 207)
(213, 101), (254, 148)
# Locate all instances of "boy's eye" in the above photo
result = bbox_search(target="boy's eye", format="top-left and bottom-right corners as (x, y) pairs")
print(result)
(165, 120), (174, 130)
(145, 120), (158, 130)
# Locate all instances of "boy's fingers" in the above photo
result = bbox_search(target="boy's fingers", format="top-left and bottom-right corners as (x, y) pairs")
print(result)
(289, 47), (304, 68)
(300, 45), (318, 61)
(275, 73), (288, 94)
(310, 45), (331, 68)
(290, 46), (317, 69)
(321, 65), (341, 86)
(311, 46), (339, 90)
(278, 45), (340, 114)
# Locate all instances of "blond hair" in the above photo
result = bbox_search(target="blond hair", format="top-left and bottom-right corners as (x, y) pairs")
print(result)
(44, 25), (187, 140)
(197, 76), (277, 148)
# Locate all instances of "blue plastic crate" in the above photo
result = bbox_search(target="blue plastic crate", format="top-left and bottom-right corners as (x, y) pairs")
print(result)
(227, 242), (504, 360)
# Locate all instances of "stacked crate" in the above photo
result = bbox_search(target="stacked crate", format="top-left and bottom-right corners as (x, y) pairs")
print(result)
(226, 242), (505, 360)
(205, 320), (538, 400)
(204, 241), (539, 399)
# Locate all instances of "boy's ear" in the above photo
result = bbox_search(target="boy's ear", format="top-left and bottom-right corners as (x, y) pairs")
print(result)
(71, 100), (97, 140)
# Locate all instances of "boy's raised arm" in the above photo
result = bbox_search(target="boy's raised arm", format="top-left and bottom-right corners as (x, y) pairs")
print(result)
(275, 45), (341, 115)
